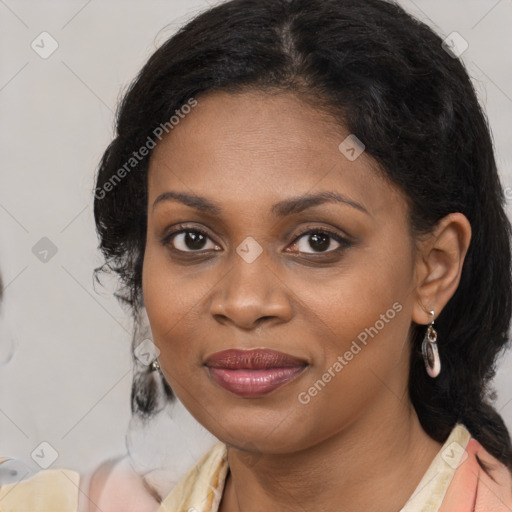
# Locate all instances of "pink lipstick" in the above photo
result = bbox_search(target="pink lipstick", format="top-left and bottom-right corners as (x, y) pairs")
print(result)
(204, 348), (307, 397)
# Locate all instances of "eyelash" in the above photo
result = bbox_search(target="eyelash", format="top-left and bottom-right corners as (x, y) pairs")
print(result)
(160, 223), (352, 257)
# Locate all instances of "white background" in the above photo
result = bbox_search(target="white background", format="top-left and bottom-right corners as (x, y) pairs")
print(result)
(1, 0), (511, 486)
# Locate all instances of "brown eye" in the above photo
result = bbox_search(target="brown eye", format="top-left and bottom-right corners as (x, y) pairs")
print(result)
(288, 229), (351, 255)
(164, 228), (219, 253)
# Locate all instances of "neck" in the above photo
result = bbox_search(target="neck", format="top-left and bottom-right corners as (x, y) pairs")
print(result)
(220, 391), (443, 512)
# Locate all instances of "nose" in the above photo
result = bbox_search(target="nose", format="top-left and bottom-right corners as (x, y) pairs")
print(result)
(209, 249), (294, 330)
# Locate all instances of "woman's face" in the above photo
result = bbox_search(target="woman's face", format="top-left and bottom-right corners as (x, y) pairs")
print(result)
(143, 90), (420, 453)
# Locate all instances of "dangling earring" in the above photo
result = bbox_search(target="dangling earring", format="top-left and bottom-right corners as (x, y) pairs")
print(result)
(132, 333), (173, 419)
(421, 310), (441, 378)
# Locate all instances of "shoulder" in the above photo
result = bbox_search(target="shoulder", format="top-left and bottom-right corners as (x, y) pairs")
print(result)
(0, 463), (81, 510)
(87, 456), (161, 512)
(440, 435), (512, 511)
(468, 438), (512, 501)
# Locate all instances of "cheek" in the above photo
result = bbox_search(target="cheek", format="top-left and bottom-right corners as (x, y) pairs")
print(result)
(295, 240), (413, 385)
(290, 270), (412, 445)
(142, 248), (195, 363)
(142, 244), (224, 390)
(306, 243), (411, 345)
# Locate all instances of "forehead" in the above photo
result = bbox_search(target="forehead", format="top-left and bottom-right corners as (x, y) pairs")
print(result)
(147, 90), (405, 221)
(152, 90), (349, 163)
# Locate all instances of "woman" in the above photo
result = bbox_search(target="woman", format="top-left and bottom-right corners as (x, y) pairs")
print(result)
(1, 0), (511, 510)
(89, 0), (512, 508)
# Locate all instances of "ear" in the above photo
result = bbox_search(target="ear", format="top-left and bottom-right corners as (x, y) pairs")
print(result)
(411, 213), (472, 325)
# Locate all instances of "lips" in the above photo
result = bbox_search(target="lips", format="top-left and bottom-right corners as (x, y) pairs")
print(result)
(204, 349), (308, 397)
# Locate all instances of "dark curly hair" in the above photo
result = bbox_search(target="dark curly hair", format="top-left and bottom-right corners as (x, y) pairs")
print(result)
(93, 0), (512, 472)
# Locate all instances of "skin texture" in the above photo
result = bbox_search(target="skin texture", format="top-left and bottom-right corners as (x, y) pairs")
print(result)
(142, 90), (472, 512)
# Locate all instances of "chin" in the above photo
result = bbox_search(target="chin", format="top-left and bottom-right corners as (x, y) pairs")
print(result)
(201, 407), (313, 454)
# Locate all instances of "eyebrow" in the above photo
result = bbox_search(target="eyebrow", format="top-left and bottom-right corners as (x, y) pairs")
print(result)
(152, 190), (370, 217)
